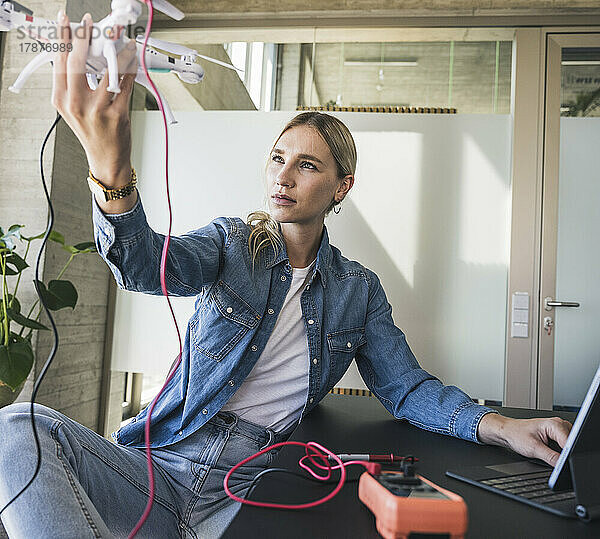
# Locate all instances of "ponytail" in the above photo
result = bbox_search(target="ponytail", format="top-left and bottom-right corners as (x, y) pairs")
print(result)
(247, 210), (284, 268)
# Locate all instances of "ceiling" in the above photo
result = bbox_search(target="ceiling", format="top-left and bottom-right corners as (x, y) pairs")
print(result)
(150, 1), (600, 28)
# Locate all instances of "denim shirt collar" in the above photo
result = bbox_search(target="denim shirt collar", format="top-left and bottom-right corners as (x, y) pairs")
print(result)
(264, 224), (331, 288)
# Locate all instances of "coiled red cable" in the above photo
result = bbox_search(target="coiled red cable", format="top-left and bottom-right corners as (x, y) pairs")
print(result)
(225, 441), (381, 509)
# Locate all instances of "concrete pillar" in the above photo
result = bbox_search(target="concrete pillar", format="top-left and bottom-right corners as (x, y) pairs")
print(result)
(277, 44), (302, 110)
(0, 1), (124, 437)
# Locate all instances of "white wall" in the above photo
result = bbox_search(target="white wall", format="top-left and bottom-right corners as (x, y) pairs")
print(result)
(111, 111), (512, 401)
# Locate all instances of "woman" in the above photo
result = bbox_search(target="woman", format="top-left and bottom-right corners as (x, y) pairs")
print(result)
(0, 13), (571, 539)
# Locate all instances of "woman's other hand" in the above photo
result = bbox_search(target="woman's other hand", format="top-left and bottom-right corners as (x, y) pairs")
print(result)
(51, 11), (138, 188)
(477, 413), (572, 467)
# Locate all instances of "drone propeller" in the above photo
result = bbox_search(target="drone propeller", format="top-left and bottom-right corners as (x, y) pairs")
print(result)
(136, 35), (243, 71)
(111, 0), (184, 22)
(141, 0), (184, 20)
(8, 1), (34, 16)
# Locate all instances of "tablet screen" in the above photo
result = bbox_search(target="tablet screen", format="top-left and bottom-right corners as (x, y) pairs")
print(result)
(549, 362), (600, 490)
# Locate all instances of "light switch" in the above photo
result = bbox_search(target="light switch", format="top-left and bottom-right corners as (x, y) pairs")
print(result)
(513, 309), (528, 323)
(513, 292), (529, 310)
(511, 322), (529, 338)
(511, 292), (529, 339)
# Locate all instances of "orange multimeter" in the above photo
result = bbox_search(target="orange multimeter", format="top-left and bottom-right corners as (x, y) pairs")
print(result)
(358, 467), (468, 539)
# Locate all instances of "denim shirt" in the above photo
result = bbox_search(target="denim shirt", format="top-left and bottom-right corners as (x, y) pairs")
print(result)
(92, 195), (497, 449)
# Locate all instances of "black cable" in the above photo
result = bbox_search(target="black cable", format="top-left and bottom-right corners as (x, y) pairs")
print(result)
(243, 456), (417, 501)
(0, 112), (62, 517)
(244, 467), (361, 501)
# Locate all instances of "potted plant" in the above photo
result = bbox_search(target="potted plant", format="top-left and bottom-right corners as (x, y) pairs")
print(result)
(0, 224), (97, 407)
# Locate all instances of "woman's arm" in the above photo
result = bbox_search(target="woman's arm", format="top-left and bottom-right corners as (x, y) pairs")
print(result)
(355, 269), (495, 443)
(92, 194), (226, 296)
(52, 13), (225, 296)
(355, 269), (572, 465)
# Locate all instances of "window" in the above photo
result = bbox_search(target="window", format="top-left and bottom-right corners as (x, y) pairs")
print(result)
(292, 41), (511, 113)
(146, 37), (512, 114)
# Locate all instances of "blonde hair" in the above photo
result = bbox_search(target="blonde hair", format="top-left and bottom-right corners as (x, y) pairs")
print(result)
(247, 112), (357, 267)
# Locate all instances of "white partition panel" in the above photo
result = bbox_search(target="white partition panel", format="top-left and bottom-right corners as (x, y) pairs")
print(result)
(553, 118), (600, 407)
(110, 111), (511, 401)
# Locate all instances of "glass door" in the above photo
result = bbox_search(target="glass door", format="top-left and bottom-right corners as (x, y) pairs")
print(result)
(538, 34), (600, 410)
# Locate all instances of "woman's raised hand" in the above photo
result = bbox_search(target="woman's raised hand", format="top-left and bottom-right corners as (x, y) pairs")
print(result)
(51, 11), (138, 188)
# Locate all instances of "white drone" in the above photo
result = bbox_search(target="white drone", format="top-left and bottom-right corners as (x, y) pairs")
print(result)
(0, 0), (242, 124)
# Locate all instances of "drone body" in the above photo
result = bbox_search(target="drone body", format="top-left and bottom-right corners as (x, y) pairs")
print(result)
(0, 0), (237, 124)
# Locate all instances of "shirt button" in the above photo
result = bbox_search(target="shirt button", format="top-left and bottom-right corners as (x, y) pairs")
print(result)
(308, 319), (314, 325)
(347, 342), (352, 348)
(178, 430), (183, 435)
(305, 285), (310, 291)
(313, 358), (318, 364)
(268, 308), (275, 315)
(228, 380), (235, 386)
(226, 307), (233, 313)
(309, 397), (314, 404)
(202, 408), (208, 414)
(251, 345), (258, 351)
(281, 275), (287, 281)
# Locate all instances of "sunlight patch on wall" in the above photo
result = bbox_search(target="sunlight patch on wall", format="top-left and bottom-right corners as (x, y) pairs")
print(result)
(458, 134), (511, 267)
(352, 131), (423, 288)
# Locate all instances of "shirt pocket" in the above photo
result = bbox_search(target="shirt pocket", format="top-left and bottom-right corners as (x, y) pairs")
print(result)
(326, 327), (367, 384)
(191, 280), (261, 361)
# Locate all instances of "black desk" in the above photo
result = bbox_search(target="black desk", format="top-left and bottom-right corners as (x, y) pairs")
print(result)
(224, 394), (599, 538)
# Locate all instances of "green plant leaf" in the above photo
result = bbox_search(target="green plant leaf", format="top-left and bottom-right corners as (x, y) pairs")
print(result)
(5, 253), (28, 275)
(61, 241), (97, 255)
(1, 237), (15, 251)
(73, 241), (97, 253)
(34, 279), (78, 310)
(0, 341), (34, 391)
(0, 224), (25, 251)
(61, 245), (79, 254)
(1, 224), (24, 239)
(3, 265), (18, 276)
(8, 295), (21, 314)
(49, 230), (65, 245)
(9, 332), (28, 343)
(21, 231), (46, 241)
(7, 225), (24, 234)
(6, 308), (49, 331)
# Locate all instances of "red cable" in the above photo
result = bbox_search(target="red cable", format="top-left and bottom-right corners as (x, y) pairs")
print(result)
(224, 441), (346, 509)
(128, 1), (182, 536)
(224, 441), (382, 510)
(124, 5), (383, 530)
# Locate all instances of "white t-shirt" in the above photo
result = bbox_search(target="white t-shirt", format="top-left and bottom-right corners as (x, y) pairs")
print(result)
(221, 259), (315, 432)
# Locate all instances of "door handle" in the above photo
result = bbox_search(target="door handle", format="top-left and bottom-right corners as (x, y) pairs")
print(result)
(544, 296), (581, 311)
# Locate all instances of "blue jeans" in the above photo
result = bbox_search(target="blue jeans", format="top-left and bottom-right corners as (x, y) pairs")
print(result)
(0, 403), (292, 538)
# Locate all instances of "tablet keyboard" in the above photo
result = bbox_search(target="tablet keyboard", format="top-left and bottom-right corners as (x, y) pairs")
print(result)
(481, 470), (576, 504)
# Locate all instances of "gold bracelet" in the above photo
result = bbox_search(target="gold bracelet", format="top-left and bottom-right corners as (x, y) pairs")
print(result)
(87, 168), (137, 202)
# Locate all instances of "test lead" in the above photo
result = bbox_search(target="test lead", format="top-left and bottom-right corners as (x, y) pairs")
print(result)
(327, 454), (416, 463)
